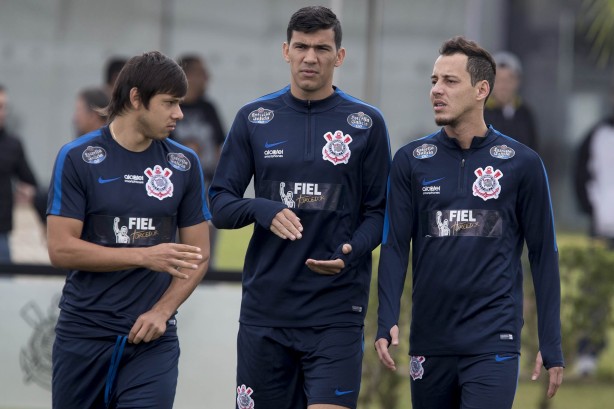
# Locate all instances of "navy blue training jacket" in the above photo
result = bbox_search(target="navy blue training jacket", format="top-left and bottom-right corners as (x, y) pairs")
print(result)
(377, 127), (564, 369)
(209, 86), (391, 327)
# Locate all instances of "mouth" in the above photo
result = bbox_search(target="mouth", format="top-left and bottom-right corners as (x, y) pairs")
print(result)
(301, 69), (318, 78)
(433, 100), (446, 112)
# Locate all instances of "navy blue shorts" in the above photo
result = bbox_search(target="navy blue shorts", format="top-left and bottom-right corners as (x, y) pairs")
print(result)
(236, 324), (364, 409)
(409, 353), (519, 409)
(52, 333), (179, 409)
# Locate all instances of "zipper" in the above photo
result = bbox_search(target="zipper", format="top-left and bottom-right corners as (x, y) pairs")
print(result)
(305, 100), (313, 161)
(458, 156), (466, 194)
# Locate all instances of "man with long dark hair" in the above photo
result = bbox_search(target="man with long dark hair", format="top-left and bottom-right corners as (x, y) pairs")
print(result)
(47, 51), (210, 409)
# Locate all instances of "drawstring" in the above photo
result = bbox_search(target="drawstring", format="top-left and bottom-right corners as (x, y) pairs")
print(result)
(104, 335), (128, 408)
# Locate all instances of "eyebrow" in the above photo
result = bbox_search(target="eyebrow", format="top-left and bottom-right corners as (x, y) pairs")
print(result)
(431, 74), (460, 80)
(293, 41), (333, 50)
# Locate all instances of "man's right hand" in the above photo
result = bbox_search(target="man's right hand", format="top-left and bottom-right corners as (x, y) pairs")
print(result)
(270, 208), (303, 240)
(375, 325), (400, 371)
(142, 243), (203, 279)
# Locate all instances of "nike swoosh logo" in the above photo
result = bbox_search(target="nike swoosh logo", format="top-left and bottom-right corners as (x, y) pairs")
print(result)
(334, 389), (354, 396)
(495, 354), (515, 362)
(422, 177), (445, 186)
(264, 140), (287, 148)
(98, 176), (122, 184)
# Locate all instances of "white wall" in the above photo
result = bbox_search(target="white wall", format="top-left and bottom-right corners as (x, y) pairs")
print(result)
(0, 276), (241, 409)
(0, 0), (505, 186)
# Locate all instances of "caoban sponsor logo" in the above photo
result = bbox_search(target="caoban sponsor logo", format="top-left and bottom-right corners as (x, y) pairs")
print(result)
(347, 112), (373, 129)
(82, 146), (107, 164)
(248, 107), (274, 124)
(413, 144), (437, 159)
(167, 152), (191, 171)
(490, 145), (515, 159)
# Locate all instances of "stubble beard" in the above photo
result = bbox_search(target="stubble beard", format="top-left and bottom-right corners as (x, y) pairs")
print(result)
(435, 115), (457, 127)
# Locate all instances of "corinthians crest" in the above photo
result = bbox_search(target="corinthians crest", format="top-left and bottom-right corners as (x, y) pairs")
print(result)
(322, 130), (352, 165)
(20, 297), (60, 390)
(410, 356), (426, 380)
(237, 384), (255, 409)
(473, 166), (503, 201)
(144, 165), (174, 200)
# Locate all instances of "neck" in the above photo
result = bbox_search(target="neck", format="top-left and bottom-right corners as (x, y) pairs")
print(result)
(290, 84), (334, 102)
(109, 117), (152, 152)
(444, 121), (488, 149)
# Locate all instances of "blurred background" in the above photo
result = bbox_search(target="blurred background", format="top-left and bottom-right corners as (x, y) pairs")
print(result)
(1, 0), (613, 408)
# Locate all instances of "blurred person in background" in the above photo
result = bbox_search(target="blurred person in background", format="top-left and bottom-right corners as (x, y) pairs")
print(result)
(0, 84), (38, 263)
(573, 79), (614, 376)
(484, 51), (539, 152)
(173, 54), (226, 268)
(34, 86), (111, 226)
(73, 86), (110, 137)
(103, 56), (128, 97)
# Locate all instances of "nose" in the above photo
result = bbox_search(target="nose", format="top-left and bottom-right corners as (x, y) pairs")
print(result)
(304, 47), (317, 63)
(173, 104), (184, 120)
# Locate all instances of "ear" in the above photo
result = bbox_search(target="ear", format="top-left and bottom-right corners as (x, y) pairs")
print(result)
(282, 42), (290, 63)
(476, 80), (490, 103)
(129, 87), (141, 109)
(334, 47), (346, 68)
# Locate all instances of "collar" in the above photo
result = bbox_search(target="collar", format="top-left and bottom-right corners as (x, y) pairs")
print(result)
(435, 126), (498, 150)
(280, 86), (344, 113)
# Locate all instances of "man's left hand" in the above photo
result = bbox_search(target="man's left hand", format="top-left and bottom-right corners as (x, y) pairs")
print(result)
(531, 351), (564, 398)
(305, 243), (352, 275)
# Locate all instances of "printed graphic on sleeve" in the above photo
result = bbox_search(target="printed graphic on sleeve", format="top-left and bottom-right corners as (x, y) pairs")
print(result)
(82, 146), (107, 164)
(347, 112), (373, 129)
(426, 209), (502, 237)
(262, 181), (343, 211)
(248, 107), (274, 124)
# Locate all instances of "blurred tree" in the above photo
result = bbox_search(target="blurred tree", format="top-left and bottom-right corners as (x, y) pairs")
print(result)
(580, 0), (614, 66)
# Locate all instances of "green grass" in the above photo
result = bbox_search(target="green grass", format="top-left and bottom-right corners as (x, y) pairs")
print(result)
(372, 379), (614, 409)
(214, 226), (252, 271)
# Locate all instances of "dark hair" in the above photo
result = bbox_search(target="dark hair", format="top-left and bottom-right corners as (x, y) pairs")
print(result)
(105, 51), (187, 121)
(104, 57), (128, 86)
(0, 84), (5, 92)
(287, 6), (342, 49)
(79, 87), (110, 119)
(439, 36), (496, 99)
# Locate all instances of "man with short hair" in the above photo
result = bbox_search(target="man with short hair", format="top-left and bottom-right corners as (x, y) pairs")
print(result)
(375, 36), (564, 409)
(48, 51), (210, 409)
(209, 6), (390, 409)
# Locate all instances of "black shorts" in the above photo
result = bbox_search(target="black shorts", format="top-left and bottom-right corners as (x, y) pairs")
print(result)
(409, 353), (520, 409)
(236, 324), (364, 409)
(52, 333), (179, 409)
